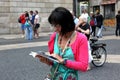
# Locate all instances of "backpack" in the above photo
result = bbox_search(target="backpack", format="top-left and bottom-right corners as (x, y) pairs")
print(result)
(18, 17), (21, 23)
(24, 20), (30, 27)
(90, 19), (95, 26)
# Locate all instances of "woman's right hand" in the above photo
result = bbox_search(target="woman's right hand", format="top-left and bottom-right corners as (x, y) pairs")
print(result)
(50, 53), (64, 63)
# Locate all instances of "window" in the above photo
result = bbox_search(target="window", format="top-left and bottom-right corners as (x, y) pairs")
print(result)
(104, 4), (115, 19)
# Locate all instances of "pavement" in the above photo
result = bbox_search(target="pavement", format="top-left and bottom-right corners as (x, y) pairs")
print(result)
(0, 27), (116, 40)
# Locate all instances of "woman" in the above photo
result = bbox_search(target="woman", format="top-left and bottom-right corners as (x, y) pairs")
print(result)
(37, 7), (88, 80)
(76, 16), (93, 70)
(76, 16), (90, 40)
(24, 11), (33, 40)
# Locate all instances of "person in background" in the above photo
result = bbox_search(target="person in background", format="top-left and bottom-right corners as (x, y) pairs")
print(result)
(90, 12), (97, 37)
(76, 16), (90, 40)
(24, 11), (33, 40)
(76, 16), (93, 70)
(19, 11), (27, 38)
(34, 10), (40, 39)
(70, 10), (79, 25)
(30, 10), (35, 26)
(115, 10), (120, 36)
(80, 9), (89, 23)
(36, 7), (88, 80)
(96, 11), (104, 38)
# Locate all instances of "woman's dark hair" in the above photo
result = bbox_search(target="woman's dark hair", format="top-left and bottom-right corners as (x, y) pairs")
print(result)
(25, 11), (30, 20)
(25, 12), (29, 17)
(48, 7), (75, 35)
(35, 10), (38, 14)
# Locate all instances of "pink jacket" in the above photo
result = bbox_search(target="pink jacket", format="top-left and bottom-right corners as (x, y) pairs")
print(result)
(48, 32), (88, 72)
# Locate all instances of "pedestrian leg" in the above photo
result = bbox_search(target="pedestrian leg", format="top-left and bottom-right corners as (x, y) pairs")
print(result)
(93, 26), (96, 37)
(21, 24), (25, 38)
(28, 27), (30, 40)
(29, 27), (33, 40)
(115, 25), (118, 36)
(97, 25), (103, 38)
(97, 28), (101, 38)
(25, 28), (29, 40)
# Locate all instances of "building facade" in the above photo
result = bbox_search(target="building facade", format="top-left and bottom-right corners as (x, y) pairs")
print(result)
(74, 0), (120, 27)
(0, 0), (73, 34)
(89, 0), (119, 27)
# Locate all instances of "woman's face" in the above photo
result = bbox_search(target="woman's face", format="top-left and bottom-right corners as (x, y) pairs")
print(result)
(52, 24), (61, 33)
(79, 18), (84, 24)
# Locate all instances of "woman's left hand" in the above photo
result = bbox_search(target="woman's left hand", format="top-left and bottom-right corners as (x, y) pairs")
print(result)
(50, 53), (64, 63)
(36, 55), (52, 65)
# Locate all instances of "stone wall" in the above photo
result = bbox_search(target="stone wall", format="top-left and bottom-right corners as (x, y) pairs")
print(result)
(116, 0), (120, 15)
(90, 0), (102, 6)
(89, 0), (103, 14)
(0, 0), (73, 34)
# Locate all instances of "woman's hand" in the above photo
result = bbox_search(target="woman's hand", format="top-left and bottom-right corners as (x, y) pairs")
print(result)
(36, 55), (52, 65)
(79, 28), (84, 33)
(77, 27), (83, 33)
(50, 54), (64, 63)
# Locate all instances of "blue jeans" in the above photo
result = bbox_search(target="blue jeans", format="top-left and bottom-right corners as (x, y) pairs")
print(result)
(97, 25), (103, 37)
(25, 26), (33, 40)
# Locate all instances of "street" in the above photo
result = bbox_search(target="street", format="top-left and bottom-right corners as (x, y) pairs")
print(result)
(0, 31), (120, 80)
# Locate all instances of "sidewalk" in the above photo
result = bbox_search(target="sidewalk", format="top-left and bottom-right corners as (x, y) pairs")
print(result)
(0, 32), (53, 40)
(102, 27), (115, 36)
(0, 27), (116, 40)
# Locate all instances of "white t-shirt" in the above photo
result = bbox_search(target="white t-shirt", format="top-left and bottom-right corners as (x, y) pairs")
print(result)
(80, 13), (89, 22)
(34, 14), (39, 24)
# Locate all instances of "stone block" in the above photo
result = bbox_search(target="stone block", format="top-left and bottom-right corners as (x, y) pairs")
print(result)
(9, 27), (21, 34)
(0, 17), (10, 23)
(33, 3), (45, 8)
(0, 27), (9, 34)
(0, 7), (10, 13)
(0, 0), (9, 2)
(0, 13), (9, 17)
(39, 22), (53, 32)
(40, 26), (53, 32)
(45, 3), (54, 8)
(0, 1), (10, 7)
(41, 17), (48, 23)
(10, 0), (21, 1)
